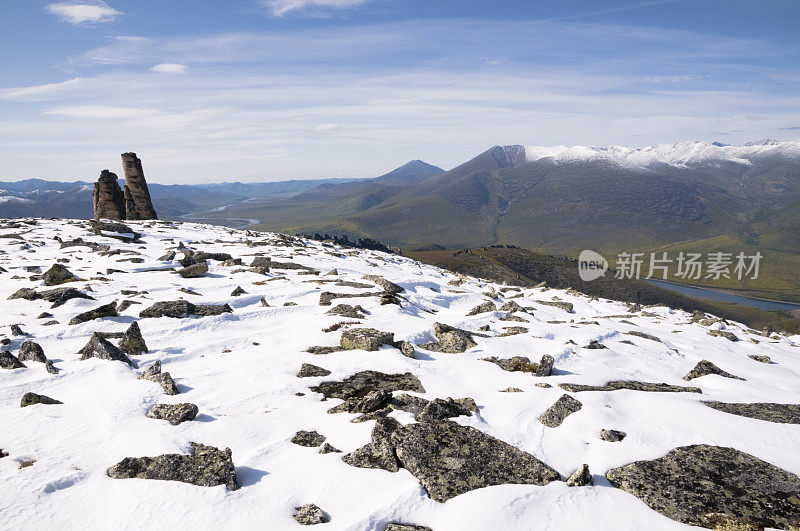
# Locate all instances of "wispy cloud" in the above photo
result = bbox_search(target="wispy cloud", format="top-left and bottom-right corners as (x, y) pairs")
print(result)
(45, 1), (122, 25)
(0, 78), (83, 101)
(150, 63), (189, 74)
(266, 0), (374, 17)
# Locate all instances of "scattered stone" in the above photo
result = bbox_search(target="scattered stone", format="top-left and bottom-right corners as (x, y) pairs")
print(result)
(292, 430), (326, 447)
(703, 402), (800, 424)
(305, 346), (343, 355)
(20, 392), (62, 407)
(139, 361), (179, 395)
(558, 381), (701, 393)
(420, 322), (477, 353)
(500, 387), (523, 392)
(340, 328), (395, 351)
(605, 444), (800, 529)
(178, 262), (208, 278)
(69, 301), (118, 325)
(107, 442), (238, 490)
(708, 329), (739, 342)
(483, 356), (539, 374)
(10, 324), (26, 336)
(683, 360), (745, 381)
(362, 274), (403, 295)
(293, 504), (329, 525)
(539, 394), (582, 428)
(18, 341), (46, 363)
(385, 524), (432, 531)
(535, 354), (555, 376)
(392, 419), (560, 502)
(319, 443), (341, 454)
(326, 304), (368, 318)
(467, 301), (496, 315)
(624, 330), (662, 343)
(119, 321), (148, 356)
(343, 417), (401, 472)
(43, 263), (79, 286)
(536, 300), (574, 313)
(600, 429), (627, 442)
(45, 360), (58, 374)
(139, 300), (232, 318)
(748, 354), (772, 364)
(231, 286), (245, 296)
(534, 383), (552, 388)
(297, 363), (331, 377)
(310, 371), (425, 400)
(397, 341), (416, 358)
(147, 403), (199, 425)
(259, 297), (270, 307)
(499, 300), (525, 313)
(566, 464), (592, 486)
(78, 333), (133, 365)
(583, 340), (607, 349)
(37, 312), (53, 319)
(1, 351), (26, 369)
(418, 397), (478, 422)
(8, 286), (96, 308)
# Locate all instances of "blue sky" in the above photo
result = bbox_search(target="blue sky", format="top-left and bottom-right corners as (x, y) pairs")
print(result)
(1, 0), (799, 183)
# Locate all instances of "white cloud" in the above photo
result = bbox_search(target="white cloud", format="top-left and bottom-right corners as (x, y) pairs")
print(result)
(312, 123), (341, 133)
(0, 78), (83, 101)
(266, 0), (373, 17)
(150, 63), (189, 74)
(46, 1), (122, 25)
(43, 105), (159, 119)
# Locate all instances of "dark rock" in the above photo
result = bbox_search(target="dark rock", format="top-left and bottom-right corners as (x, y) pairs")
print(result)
(310, 371), (425, 400)
(535, 354), (554, 376)
(10, 324), (26, 336)
(326, 304), (368, 318)
(297, 363), (331, 377)
(93, 169), (126, 220)
(319, 291), (381, 306)
(536, 300), (574, 313)
(107, 442), (237, 490)
(0, 351), (26, 369)
(41, 287), (95, 307)
(20, 392), (62, 407)
(343, 417), (402, 472)
(362, 274), (403, 295)
(69, 301), (118, 325)
(600, 429), (627, 442)
(499, 300), (525, 313)
(420, 322), (477, 353)
(748, 354), (772, 364)
(558, 381), (702, 393)
(78, 333), (133, 365)
(683, 359), (745, 381)
(319, 443), (341, 454)
(139, 300), (232, 319)
(117, 300), (140, 312)
(119, 321), (148, 355)
(566, 464), (592, 486)
(293, 503), (329, 525)
(703, 402), (800, 424)
(147, 403), (199, 425)
(397, 341), (416, 358)
(606, 444), (800, 529)
(230, 286), (246, 296)
(467, 301), (496, 315)
(330, 390), (393, 415)
(482, 356), (538, 374)
(305, 346), (343, 355)
(625, 330), (662, 343)
(37, 312), (53, 319)
(139, 362), (179, 395)
(45, 360), (58, 374)
(538, 394), (582, 428)
(292, 430), (326, 447)
(708, 329), (739, 342)
(392, 419), (560, 502)
(418, 397), (477, 421)
(179, 262), (208, 278)
(340, 328), (395, 351)
(43, 263), (79, 286)
(583, 340), (607, 349)
(18, 341), (46, 363)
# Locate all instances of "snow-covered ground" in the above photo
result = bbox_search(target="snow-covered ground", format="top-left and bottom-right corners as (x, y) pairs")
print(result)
(1, 219), (799, 530)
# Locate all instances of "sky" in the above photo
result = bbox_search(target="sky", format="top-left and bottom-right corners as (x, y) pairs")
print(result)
(0, 0), (799, 183)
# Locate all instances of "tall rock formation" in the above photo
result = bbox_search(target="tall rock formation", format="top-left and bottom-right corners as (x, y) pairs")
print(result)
(121, 152), (157, 220)
(92, 170), (126, 220)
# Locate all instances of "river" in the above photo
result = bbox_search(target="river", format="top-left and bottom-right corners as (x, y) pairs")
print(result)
(646, 279), (800, 313)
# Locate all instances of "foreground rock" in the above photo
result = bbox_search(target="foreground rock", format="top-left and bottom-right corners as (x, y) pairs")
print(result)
(20, 392), (62, 407)
(139, 300), (233, 319)
(0, 351), (25, 370)
(293, 503), (329, 525)
(107, 442), (237, 490)
(420, 322), (477, 353)
(683, 359), (745, 381)
(606, 444), (800, 529)
(147, 403), (198, 425)
(178, 262), (208, 278)
(340, 328), (395, 351)
(119, 321), (148, 356)
(558, 381), (701, 393)
(43, 263), (79, 286)
(703, 401), (800, 424)
(392, 419), (560, 502)
(310, 370), (425, 400)
(18, 341), (46, 363)
(343, 417), (401, 472)
(78, 333), (133, 366)
(538, 394), (582, 428)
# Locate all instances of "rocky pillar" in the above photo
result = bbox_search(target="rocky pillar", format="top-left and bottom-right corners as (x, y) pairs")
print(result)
(121, 152), (157, 220)
(92, 170), (126, 220)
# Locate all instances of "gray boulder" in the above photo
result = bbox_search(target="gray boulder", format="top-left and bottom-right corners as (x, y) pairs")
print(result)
(78, 333), (133, 365)
(138, 361), (179, 395)
(291, 430), (326, 447)
(558, 381), (701, 393)
(683, 359), (745, 381)
(600, 429), (627, 442)
(538, 394), (582, 428)
(606, 444), (800, 529)
(297, 363), (331, 377)
(362, 274), (403, 295)
(119, 321), (148, 356)
(343, 417), (401, 472)
(139, 300), (232, 319)
(536, 300), (574, 313)
(43, 263), (79, 286)
(340, 328), (395, 351)
(18, 341), (46, 363)
(0, 351), (26, 370)
(326, 304), (368, 318)
(420, 322), (477, 353)
(535, 354), (555, 376)
(310, 371), (425, 400)
(385, 525), (432, 531)
(147, 403), (198, 425)
(107, 442), (238, 490)
(178, 262), (208, 278)
(293, 503), (329, 525)
(69, 302), (118, 325)
(566, 464), (592, 486)
(467, 301), (496, 315)
(20, 392), (62, 407)
(703, 402), (800, 424)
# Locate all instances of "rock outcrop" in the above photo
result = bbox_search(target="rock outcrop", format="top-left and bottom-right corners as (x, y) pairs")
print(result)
(121, 152), (157, 220)
(703, 401), (800, 424)
(93, 170), (126, 220)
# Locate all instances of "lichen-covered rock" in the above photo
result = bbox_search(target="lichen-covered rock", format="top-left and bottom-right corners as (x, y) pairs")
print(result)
(340, 328), (395, 351)
(20, 392), (62, 407)
(467, 301), (496, 316)
(538, 394), (582, 428)
(748, 354), (772, 364)
(310, 371), (425, 400)
(558, 381), (701, 393)
(291, 430), (326, 447)
(119, 321), (148, 356)
(417, 397), (478, 422)
(293, 503), (329, 525)
(147, 403), (198, 425)
(319, 443), (340, 454)
(397, 341), (416, 358)
(535, 354), (555, 376)
(326, 304), (368, 318)
(230, 286), (246, 296)
(683, 359), (745, 381)
(536, 300), (574, 313)
(107, 442), (238, 490)
(385, 525), (432, 531)
(78, 333), (133, 365)
(606, 444), (800, 529)
(625, 330), (662, 343)
(342, 417), (401, 472)
(297, 363), (331, 377)
(391, 419), (560, 502)
(708, 329), (739, 342)
(138, 361), (179, 395)
(566, 464), (592, 486)
(18, 341), (46, 363)
(420, 322), (477, 353)
(1, 351), (26, 370)
(10, 324), (27, 336)
(43, 263), (79, 286)
(139, 300), (232, 319)
(600, 429), (627, 442)
(703, 402), (800, 424)
(178, 262), (208, 278)
(69, 302), (118, 325)
(499, 300), (525, 313)
(482, 356), (538, 373)
(362, 274), (403, 295)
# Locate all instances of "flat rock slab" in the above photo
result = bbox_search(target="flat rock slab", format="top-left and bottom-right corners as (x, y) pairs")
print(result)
(420, 322), (478, 353)
(310, 370), (425, 400)
(606, 444), (800, 529)
(107, 442), (239, 491)
(139, 300), (232, 319)
(392, 419), (560, 502)
(703, 401), (800, 424)
(558, 381), (701, 393)
(147, 403), (198, 425)
(684, 359), (745, 381)
(539, 394), (582, 428)
(20, 392), (62, 407)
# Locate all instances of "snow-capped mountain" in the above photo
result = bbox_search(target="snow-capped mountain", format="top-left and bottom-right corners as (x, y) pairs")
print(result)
(1, 219), (799, 529)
